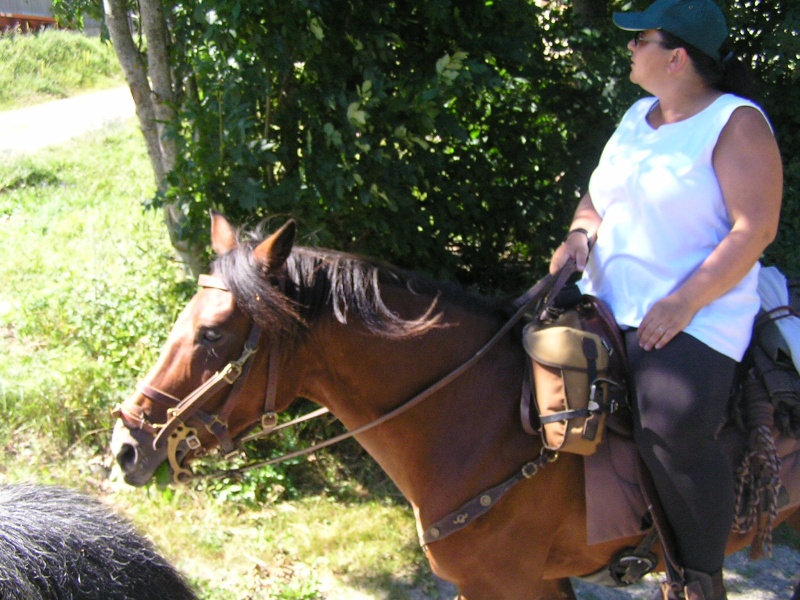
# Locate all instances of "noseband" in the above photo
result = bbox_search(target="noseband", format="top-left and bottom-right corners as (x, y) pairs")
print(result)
(112, 274), (282, 483)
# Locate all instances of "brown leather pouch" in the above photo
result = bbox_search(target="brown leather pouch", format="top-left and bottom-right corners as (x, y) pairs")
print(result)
(523, 324), (611, 455)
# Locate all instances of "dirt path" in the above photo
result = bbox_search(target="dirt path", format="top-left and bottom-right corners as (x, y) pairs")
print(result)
(0, 86), (135, 155)
(571, 544), (800, 599)
(327, 545), (800, 599)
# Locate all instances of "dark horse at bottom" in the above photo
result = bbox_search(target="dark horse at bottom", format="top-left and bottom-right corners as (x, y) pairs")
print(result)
(110, 213), (800, 599)
(0, 482), (196, 599)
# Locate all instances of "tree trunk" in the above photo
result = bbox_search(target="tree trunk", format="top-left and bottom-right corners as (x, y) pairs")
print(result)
(102, 0), (164, 185)
(102, 0), (206, 278)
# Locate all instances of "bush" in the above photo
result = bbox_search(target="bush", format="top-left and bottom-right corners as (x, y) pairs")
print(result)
(136, 0), (798, 293)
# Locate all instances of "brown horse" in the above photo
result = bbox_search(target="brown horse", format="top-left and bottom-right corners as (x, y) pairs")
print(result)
(110, 213), (800, 599)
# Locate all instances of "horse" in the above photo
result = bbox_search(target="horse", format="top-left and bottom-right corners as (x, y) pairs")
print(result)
(0, 482), (197, 600)
(110, 212), (800, 599)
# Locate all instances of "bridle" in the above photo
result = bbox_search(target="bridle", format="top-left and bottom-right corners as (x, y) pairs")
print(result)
(113, 263), (575, 492)
(112, 274), (288, 483)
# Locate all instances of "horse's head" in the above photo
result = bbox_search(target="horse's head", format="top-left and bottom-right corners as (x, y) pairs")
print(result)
(110, 213), (297, 486)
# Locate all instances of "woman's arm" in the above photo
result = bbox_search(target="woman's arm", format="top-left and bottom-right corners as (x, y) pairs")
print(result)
(638, 106), (783, 351)
(549, 192), (604, 274)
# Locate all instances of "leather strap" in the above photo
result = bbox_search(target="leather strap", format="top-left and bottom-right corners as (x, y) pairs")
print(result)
(519, 360), (537, 435)
(637, 456), (685, 588)
(421, 450), (557, 545)
(136, 383), (181, 408)
(538, 408), (592, 424)
(216, 262), (578, 479)
(111, 402), (161, 434)
(513, 260), (576, 310)
(259, 337), (281, 431)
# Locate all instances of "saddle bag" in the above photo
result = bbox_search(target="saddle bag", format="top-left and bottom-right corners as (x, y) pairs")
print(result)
(522, 294), (627, 456)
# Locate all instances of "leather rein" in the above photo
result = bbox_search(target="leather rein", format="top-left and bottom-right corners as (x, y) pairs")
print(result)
(113, 264), (574, 492)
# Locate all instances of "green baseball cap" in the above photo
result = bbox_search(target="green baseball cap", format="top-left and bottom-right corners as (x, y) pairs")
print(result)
(613, 0), (728, 60)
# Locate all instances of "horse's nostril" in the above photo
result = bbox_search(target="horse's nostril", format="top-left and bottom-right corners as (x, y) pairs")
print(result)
(116, 443), (138, 473)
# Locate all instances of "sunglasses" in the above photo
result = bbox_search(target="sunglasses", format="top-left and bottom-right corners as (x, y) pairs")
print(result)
(633, 32), (666, 47)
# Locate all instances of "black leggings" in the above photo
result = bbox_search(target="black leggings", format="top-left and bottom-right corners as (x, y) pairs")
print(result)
(625, 330), (737, 574)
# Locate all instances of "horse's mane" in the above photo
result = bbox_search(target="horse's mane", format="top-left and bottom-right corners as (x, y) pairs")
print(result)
(212, 226), (508, 341)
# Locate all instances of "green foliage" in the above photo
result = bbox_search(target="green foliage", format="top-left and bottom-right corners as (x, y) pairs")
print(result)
(195, 402), (397, 507)
(156, 0), (634, 293)
(270, 579), (322, 600)
(34, 1), (800, 291)
(723, 0), (800, 275)
(144, 0), (797, 290)
(52, 0), (106, 30)
(0, 29), (122, 110)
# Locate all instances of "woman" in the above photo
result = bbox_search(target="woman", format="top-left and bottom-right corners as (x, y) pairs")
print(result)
(549, 0), (783, 598)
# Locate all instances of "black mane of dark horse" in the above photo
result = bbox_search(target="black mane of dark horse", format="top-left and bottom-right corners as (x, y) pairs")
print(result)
(0, 483), (196, 600)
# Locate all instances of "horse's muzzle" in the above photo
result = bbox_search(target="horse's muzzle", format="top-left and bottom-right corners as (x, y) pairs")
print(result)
(110, 420), (165, 487)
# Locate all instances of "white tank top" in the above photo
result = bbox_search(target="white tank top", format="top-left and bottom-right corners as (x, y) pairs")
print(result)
(579, 94), (770, 361)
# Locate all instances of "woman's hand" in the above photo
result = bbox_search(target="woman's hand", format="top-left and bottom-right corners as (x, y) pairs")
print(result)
(549, 231), (592, 274)
(638, 294), (697, 350)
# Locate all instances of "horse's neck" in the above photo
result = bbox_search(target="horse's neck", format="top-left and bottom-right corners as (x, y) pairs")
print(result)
(293, 302), (533, 515)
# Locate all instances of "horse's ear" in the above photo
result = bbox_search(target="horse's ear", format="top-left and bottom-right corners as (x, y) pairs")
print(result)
(253, 220), (296, 271)
(210, 211), (238, 256)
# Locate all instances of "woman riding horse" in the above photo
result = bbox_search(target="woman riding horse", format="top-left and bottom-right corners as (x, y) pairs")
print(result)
(550, 1), (783, 597)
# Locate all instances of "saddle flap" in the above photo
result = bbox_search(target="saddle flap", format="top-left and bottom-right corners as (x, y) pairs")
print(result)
(522, 325), (609, 373)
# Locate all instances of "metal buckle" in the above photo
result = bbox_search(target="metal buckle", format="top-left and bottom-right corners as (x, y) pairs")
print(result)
(186, 433), (202, 450)
(221, 344), (257, 384)
(222, 362), (243, 384)
(542, 447), (559, 463)
(261, 411), (278, 431)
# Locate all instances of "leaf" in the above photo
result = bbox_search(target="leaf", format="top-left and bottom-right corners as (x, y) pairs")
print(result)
(435, 53), (451, 75)
(346, 102), (368, 126)
(309, 18), (325, 41)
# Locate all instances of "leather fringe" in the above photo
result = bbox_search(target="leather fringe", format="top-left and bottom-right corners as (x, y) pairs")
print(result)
(732, 372), (781, 560)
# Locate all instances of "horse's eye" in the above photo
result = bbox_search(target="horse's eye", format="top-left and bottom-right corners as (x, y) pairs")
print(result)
(202, 329), (222, 343)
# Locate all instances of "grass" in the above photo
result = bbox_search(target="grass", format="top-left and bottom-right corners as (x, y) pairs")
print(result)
(0, 119), (439, 599)
(0, 29), (123, 110)
(0, 124), (182, 441)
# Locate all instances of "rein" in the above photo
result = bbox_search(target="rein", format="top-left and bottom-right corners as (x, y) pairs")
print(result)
(213, 262), (576, 480)
(116, 262), (575, 490)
